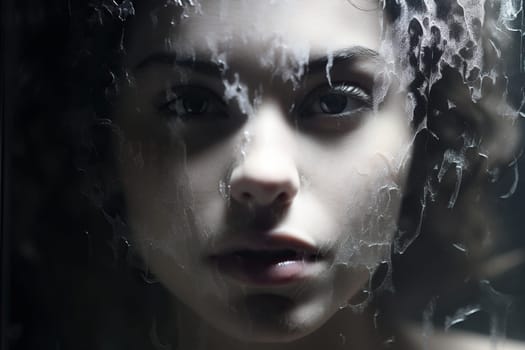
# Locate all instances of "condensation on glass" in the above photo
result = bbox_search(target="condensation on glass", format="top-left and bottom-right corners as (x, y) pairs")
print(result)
(6, 0), (525, 350)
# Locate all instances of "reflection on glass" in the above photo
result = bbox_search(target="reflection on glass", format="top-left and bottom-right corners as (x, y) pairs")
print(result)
(7, 1), (525, 350)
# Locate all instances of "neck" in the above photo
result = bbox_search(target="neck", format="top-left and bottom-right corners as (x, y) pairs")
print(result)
(173, 302), (388, 350)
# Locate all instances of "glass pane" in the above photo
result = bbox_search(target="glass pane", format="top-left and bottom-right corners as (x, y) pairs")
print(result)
(4, 1), (525, 349)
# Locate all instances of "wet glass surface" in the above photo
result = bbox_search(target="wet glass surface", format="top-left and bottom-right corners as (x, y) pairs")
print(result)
(2, 1), (525, 349)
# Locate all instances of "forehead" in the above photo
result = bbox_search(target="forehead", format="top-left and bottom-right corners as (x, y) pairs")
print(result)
(127, 0), (382, 66)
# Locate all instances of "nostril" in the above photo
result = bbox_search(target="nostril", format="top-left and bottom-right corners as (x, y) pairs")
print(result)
(276, 192), (289, 204)
(232, 182), (296, 207)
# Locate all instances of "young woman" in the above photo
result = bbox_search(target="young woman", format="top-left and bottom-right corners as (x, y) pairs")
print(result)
(114, 1), (411, 348)
(85, 0), (519, 349)
(9, 0), (523, 349)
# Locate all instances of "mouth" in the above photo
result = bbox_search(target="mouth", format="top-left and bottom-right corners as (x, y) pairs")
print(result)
(207, 237), (327, 286)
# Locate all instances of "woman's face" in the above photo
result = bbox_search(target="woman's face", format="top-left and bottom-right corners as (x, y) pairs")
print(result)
(115, 0), (412, 342)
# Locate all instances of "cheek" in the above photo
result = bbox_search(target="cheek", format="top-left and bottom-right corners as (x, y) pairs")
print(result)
(118, 129), (240, 252)
(297, 116), (411, 263)
(117, 136), (194, 246)
(175, 137), (241, 234)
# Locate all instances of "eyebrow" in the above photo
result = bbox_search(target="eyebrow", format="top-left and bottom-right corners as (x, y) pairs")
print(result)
(133, 46), (379, 76)
(306, 46), (380, 73)
(134, 53), (224, 76)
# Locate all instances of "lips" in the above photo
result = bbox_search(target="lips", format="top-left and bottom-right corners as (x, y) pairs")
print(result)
(207, 235), (326, 286)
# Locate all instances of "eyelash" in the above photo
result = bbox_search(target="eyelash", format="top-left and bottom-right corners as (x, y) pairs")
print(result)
(159, 82), (372, 121)
(159, 86), (227, 120)
(297, 82), (372, 119)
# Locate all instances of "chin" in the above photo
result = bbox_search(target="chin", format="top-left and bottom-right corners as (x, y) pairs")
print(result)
(218, 317), (325, 344)
(203, 293), (336, 344)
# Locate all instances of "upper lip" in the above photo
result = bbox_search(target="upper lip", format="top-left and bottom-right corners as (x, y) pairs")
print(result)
(207, 232), (323, 258)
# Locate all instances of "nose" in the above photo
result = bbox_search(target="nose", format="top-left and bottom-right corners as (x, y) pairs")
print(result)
(229, 102), (300, 207)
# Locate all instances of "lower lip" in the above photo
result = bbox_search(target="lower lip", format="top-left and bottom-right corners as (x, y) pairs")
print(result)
(210, 254), (321, 286)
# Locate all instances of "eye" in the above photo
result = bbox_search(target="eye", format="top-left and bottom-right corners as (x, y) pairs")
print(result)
(160, 86), (227, 120)
(299, 83), (372, 119)
(319, 94), (348, 114)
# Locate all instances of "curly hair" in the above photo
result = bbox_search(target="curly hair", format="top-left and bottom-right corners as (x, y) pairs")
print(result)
(372, 0), (522, 335)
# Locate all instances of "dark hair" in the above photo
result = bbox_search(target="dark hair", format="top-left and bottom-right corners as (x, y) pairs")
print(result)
(375, 0), (522, 337)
